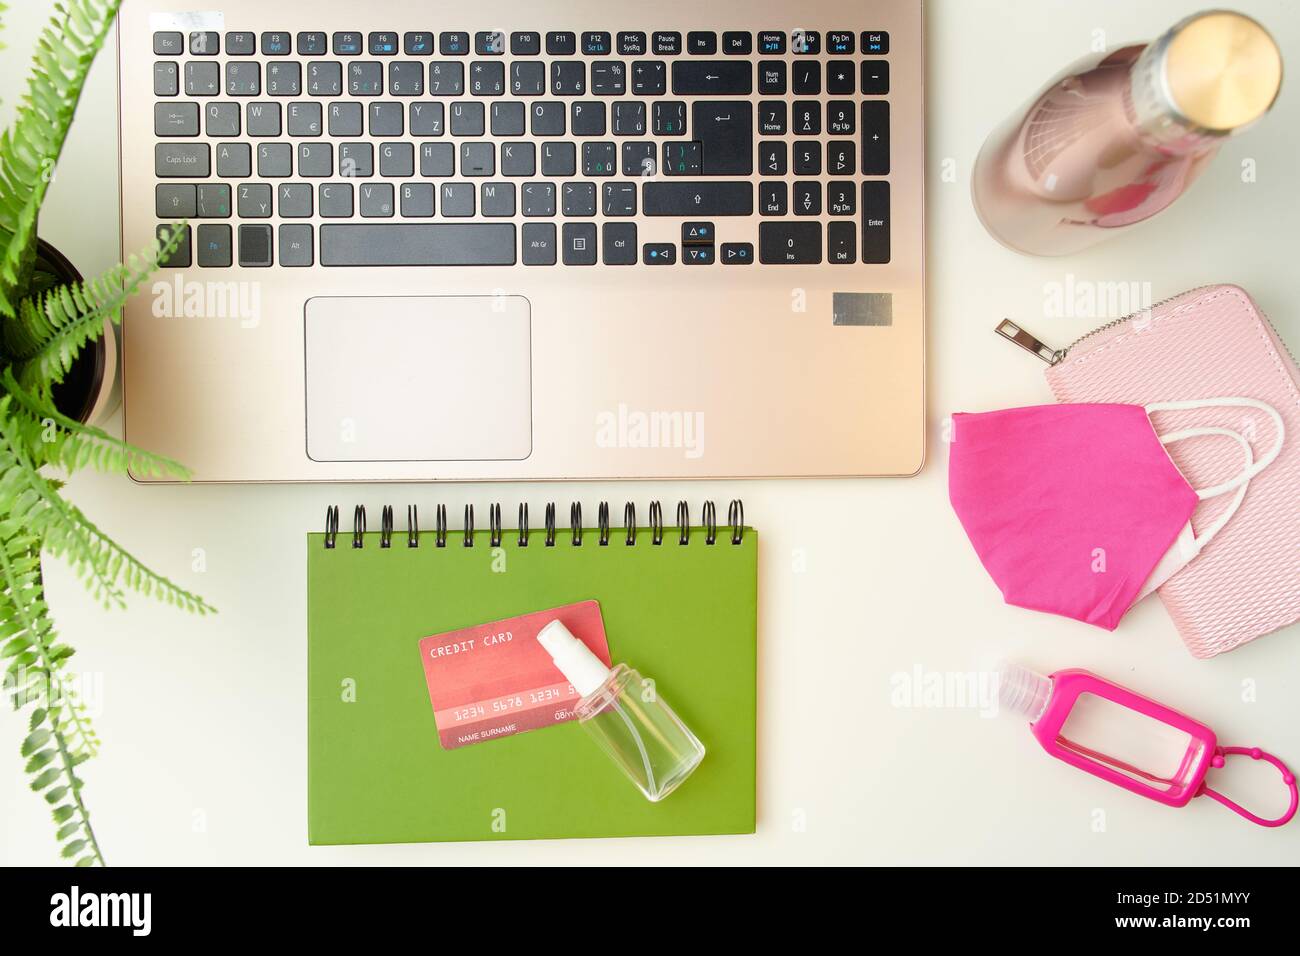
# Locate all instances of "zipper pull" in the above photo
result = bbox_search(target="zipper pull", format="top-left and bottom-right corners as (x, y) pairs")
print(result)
(995, 320), (1062, 365)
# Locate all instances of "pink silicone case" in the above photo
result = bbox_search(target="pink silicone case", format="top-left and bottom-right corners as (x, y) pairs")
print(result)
(1046, 285), (1300, 658)
(1034, 669), (1217, 807)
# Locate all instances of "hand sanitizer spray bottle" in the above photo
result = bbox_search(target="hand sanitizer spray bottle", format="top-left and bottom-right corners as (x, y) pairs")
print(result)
(538, 619), (705, 801)
(1000, 663), (1297, 827)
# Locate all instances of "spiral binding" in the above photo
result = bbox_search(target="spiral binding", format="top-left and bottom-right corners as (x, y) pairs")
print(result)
(324, 500), (746, 550)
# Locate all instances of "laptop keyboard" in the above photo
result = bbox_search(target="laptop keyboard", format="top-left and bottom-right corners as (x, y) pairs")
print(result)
(151, 29), (891, 268)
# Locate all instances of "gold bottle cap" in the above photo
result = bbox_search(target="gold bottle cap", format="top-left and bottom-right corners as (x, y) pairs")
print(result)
(1164, 10), (1282, 132)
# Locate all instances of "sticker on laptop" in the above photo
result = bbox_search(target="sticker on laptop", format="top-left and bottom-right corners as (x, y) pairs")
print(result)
(417, 601), (610, 750)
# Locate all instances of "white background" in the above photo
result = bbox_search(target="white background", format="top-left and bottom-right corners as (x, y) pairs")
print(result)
(2, 0), (1298, 865)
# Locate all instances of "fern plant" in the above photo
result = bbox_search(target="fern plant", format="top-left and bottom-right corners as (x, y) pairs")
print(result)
(1, 0), (212, 866)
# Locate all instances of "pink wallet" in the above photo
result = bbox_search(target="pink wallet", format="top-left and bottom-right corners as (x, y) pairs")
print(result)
(1005, 285), (1300, 657)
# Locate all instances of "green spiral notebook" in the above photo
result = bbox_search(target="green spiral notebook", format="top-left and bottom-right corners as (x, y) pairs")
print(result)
(307, 501), (757, 845)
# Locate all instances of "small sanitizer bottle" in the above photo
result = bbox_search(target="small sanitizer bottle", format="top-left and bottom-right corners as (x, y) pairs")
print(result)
(1000, 663), (1297, 827)
(538, 620), (705, 802)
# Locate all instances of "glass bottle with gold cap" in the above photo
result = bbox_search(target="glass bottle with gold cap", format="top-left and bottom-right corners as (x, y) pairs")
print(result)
(973, 10), (1283, 256)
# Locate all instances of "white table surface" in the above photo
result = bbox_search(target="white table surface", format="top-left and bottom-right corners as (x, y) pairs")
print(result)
(3, 0), (1298, 866)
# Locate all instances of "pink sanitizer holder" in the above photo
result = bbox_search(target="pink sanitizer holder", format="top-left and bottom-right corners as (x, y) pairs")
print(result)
(1002, 666), (1298, 827)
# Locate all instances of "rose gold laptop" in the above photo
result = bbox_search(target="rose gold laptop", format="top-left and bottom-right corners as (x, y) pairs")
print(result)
(120, 0), (924, 481)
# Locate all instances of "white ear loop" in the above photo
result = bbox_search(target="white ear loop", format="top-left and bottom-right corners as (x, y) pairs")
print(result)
(1145, 397), (1285, 499)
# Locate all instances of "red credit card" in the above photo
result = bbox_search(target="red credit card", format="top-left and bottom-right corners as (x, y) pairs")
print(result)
(417, 601), (610, 750)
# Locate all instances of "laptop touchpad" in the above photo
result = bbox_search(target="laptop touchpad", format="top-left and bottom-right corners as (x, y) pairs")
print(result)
(305, 296), (531, 461)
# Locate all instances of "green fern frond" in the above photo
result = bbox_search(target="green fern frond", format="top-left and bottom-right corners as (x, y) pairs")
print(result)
(0, 535), (104, 865)
(0, 0), (123, 318)
(5, 230), (182, 394)
(1, 368), (191, 478)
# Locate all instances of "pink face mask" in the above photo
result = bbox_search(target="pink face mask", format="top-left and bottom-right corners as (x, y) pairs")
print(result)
(948, 399), (1284, 631)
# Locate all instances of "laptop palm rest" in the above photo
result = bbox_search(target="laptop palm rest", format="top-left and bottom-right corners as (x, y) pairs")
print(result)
(304, 295), (532, 462)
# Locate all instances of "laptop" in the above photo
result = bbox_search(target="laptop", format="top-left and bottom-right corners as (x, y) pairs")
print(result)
(121, 1), (924, 481)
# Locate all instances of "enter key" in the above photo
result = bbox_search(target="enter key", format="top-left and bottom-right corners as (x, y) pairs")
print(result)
(692, 101), (753, 176)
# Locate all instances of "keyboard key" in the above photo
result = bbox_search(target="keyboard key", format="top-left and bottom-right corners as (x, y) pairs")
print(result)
(389, 62), (425, 95)
(153, 31), (183, 56)
(321, 224), (517, 265)
(400, 183), (435, 217)
(583, 142), (616, 176)
(571, 101), (605, 136)
(687, 31), (717, 55)
(828, 221), (856, 264)
(827, 61), (856, 95)
(299, 142), (333, 176)
(828, 141), (855, 175)
(197, 184), (232, 217)
(298, 32), (328, 56)
(278, 183), (314, 216)
(216, 142), (252, 177)
(791, 30), (820, 54)
(622, 141), (656, 176)
(257, 143), (292, 177)
(248, 102), (282, 136)
(511, 32), (541, 56)
(196, 224), (232, 267)
(561, 181), (596, 216)
(348, 62), (382, 95)
(360, 183), (395, 217)
(224, 61), (259, 96)
(759, 141), (786, 175)
(266, 62), (301, 96)
(481, 182), (515, 216)
(289, 100), (325, 138)
(368, 102), (403, 136)
(862, 31), (890, 55)
(205, 102), (241, 136)
(793, 140), (820, 175)
(470, 61), (505, 95)
(612, 102), (646, 135)
(861, 101), (890, 174)
(541, 142), (576, 176)
(652, 101), (686, 136)
(591, 61), (626, 96)
(501, 141), (534, 175)
(226, 32), (257, 56)
(327, 102), (361, 136)
(652, 32), (681, 55)
(238, 183), (272, 216)
(693, 101), (752, 175)
(522, 222), (557, 264)
(279, 224), (314, 266)
(618, 32), (647, 55)
(185, 61), (220, 96)
(602, 182), (637, 216)
(792, 60), (820, 95)
(405, 32), (435, 56)
(421, 182), (464, 218)
(631, 61), (666, 96)
(827, 181), (856, 216)
(239, 224), (274, 266)
(642, 243), (675, 265)
(793, 101), (820, 135)
(546, 32), (576, 56)
(793, 181), (820, 215)
(475, 31), (506, 55)
(449, 102), (484, 136)
(861, 60), (890, 95)
(551, 61), (585, 95)
(460, 142), (495, 175)
(190, 31), (219, 55)
(602, 223), (637, 264)
(828, 101), (855, 135)
(759, 101), (786, 135)
(861, 181), (890, 263)
(662, 141), (701, 175)
(828, 32), (855, 54)
(642, 181), (753, 216)
(581, 32), (612, 55)
(155, 102), (199, 137)
(340, 143), (374, 177)
(530, 102), (565, 135)
(333, 32), (363, 56)
(491, 101), (526, 136)
(154, 61), (179, 96)
(681, 221), (713, 245)
(319, 183), (354, 217)
(683, 246), (713, 265)
(156, 184), (196, 218)
(156, 143), (210, 177)
(759, 221), (821, 264)
(562, 223), (597, 265)
(759, 181), (787, 215)
(757, 61), (786, 95)
(723, 32), (752, 55)
(156, 224), (191, 267)
(428, 62), (464, 96)
(419, 143), (454, 176)
(522, 182), (556, 216)
(440, 32), (470, 56)
(721, 242), (753, 264)
(261, 32), (292, 56)
(672, 61), (751, 95)
(511, 61), (545, 95)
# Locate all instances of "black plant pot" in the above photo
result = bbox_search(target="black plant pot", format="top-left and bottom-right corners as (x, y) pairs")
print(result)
(36, 239), (118, 425)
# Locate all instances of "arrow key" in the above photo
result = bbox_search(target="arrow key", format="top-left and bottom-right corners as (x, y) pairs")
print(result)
(721, 242), (753, 264)
(681, 221), (714, 245)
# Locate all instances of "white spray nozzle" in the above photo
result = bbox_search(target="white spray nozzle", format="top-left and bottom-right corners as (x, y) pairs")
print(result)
(537, 619), (612, 698)
(998, 663), (1053, 722)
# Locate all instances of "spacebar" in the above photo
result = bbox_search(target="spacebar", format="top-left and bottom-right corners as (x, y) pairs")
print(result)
(643, 182), (753, 216)
(320, 224), (517, 266)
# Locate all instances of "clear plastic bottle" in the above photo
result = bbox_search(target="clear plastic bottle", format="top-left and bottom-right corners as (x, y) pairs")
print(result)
(538, 620), (704, 802)
(972, 10), (1282, 256)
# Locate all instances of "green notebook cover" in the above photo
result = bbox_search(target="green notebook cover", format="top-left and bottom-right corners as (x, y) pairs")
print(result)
(307, 517), (757, 844)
